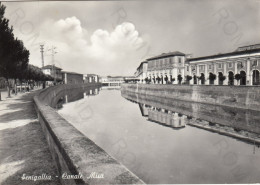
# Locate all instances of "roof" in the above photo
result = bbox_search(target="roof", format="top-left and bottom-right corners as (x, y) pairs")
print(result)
(136, 60), (148, 70)
(188, 48), (260, 62)
(84, 74), (99, 77)
(61, 71), (83, 75)
(42, 65), (62, 70)
(147, 51), (185, 61)
(236, 43), (260, 51)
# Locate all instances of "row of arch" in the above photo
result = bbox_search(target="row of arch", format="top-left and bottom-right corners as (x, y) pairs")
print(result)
(193, 70), (260, 85)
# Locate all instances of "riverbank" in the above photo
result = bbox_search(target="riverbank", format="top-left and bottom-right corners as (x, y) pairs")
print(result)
(187, 118), (260, 146)
(0, 90), (60, 185)
(58, 89), (260, 184)
(121, 83), (260, 111)
(34, 83), (144, 185)
(121, 85), (260, 146)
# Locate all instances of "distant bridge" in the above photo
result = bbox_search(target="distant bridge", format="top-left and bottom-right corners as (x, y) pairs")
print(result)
(102, 81), (123, 87)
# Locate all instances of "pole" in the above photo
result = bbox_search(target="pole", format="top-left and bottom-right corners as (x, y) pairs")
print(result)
(50, 46), (57, 85)
(40, 45), (44, 68)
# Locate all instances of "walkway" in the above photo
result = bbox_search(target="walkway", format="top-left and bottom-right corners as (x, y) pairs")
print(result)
(0, 90), (60, 185)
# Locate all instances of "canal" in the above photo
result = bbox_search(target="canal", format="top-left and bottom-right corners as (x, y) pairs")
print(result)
(57, 88), (260, 184)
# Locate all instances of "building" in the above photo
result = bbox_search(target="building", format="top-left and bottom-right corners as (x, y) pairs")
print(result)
(134, 43), (260, 86)
(100, 76), (127, 87)
(42, 65), (62, 81)
(188, 44), (260, 85)
(83, 74), (99, 83)
(134, 61), (148, 83)
(61, 71), (83, 84)
(146, 51), (186, 84)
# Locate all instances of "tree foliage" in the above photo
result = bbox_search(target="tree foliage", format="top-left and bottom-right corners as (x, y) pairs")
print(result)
(186, 75), (192, 81)
(235, 74), (241, 81)
(177, 74), (183, 84)
(209, 73), (216, 81)
(25, 64), (54, 82)
(219, 75), (226, 81)
(0, 3), (51, 98)
(0, 3), (29, 81)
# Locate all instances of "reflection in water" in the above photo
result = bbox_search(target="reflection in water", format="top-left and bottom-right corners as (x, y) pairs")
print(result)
(55, 87), (100, 109)
(122, 91), (260, 135)
(138, 102), (186, 129)
(58, 89), (260, 184)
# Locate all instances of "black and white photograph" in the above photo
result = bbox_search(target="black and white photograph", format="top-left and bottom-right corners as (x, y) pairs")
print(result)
(0, 0), (260, 184)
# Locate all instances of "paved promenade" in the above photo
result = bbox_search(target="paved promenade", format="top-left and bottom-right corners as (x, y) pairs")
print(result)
(0, 90), (60, 185)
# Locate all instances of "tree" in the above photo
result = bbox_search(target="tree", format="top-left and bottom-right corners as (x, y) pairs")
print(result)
(144, 77), (149, 84)
(170, 75), (175, 84)
(177, 75), (183, 84)
(235, 74), (241, 85)
(164, 75), (168, 84)
(219, 75), (226, 82)
(24, 64), (53, 89)
(156, 76), (161, 83)
(0, 2), (15, 98)
(197, 74), (205, 84)
(12, 39), (29, 94)
(0, 3), (30, 97)
(186, 75), (192, 84)
(209, 73), (216, 84)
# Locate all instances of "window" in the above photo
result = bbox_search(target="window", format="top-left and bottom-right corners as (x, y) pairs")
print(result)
(178, 57), (182, 64)
(160, 59), (163, 66)
(186, 66), (189, 72)
(252, 60), (258, 66)
(237, 61), (244, 68)
(169, 58), (172, 64)
(165, 58), (168, 64)
(218, 63), (222, 69)
(199, 65), (205, 70)
(208, 64), (212, 70)
(228, 63), (233, 68)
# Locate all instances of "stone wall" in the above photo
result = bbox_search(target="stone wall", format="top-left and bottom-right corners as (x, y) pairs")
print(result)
(121, 84), (260, 111)
(34, 83), (144, 185)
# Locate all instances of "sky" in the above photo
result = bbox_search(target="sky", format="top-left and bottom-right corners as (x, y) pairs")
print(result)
(2, 0), (260, 76)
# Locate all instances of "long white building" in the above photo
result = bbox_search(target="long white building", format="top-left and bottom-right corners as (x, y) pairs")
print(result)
(134, 44), (260, 86)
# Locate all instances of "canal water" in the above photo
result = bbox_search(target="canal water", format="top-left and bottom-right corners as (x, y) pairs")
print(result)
(58, 88), (260, 184)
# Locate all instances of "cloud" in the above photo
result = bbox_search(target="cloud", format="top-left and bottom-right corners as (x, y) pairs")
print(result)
(29, 17), (149, 76)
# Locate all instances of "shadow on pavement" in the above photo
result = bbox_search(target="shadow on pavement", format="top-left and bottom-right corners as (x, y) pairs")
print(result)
(0, 91), (61, 185)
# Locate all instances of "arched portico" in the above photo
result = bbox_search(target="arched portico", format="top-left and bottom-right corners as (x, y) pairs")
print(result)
(252, 69), (260, 85)
(200, 73), (205, 85)
(228, 71), (234, 85)
(193, 74), (197, 84)
(209, 72), (215, 85)
(218, 72), (225, 85)
(240, 71), (246, 85)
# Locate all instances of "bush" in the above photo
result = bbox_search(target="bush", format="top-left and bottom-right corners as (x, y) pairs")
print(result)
(209, 73), (216, 81)
(219, 75), (226, 81)
(186, 75), (192, 81)
(177, 75), (183, 84)
(235, 74), (241, 81)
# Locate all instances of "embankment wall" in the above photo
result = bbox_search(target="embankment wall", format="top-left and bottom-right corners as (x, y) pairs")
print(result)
(34, 83), (143, 185)
(121, 84), (260, 111)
